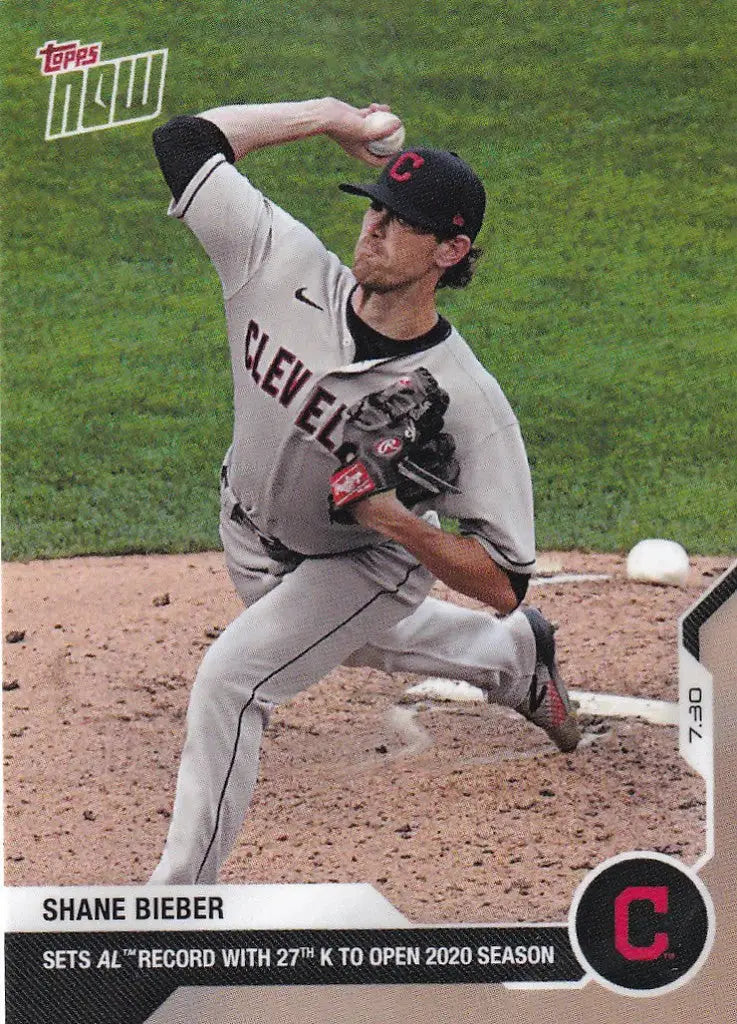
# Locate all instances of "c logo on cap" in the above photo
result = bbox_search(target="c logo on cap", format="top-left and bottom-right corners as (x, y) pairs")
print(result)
(389, 152), (425, 182)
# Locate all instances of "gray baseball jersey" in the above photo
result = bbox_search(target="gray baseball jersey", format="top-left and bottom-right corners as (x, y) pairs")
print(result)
(149, 124), (549, 885)
(169, 154), (536, 575)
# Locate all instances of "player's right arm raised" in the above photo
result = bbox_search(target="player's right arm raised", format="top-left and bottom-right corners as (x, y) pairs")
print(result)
(198, 97), (396, 166)
(152, 98), (401, 297)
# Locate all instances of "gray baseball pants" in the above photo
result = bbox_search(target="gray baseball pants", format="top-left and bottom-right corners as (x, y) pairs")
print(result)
(149, 486), (537, 884)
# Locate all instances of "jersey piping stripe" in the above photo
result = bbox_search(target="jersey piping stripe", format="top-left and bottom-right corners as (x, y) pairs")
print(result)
(195, 557), (425, 882)
(461, 530), (536, 570)
(175, 157), (227, 219)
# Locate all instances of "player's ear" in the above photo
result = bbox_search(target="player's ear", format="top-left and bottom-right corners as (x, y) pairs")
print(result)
(435, 234), (472, 270)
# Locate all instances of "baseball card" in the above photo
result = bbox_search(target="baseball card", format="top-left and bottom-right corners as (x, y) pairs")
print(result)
(2, 1), (735, 1021)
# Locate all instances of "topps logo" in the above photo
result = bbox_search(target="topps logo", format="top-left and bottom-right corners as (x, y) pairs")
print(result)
(35, 39), (168, 141)
(36, 40), (102, 75)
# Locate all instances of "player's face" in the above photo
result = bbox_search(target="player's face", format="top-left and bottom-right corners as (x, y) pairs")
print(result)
(352, 201), (444, 292)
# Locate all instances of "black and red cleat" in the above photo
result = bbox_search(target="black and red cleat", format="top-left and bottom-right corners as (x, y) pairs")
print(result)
(515, 608), (581, 753)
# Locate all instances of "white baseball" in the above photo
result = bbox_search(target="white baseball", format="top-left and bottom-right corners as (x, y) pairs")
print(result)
(365, 110), (405, 156)
(626, 538), (690, 587)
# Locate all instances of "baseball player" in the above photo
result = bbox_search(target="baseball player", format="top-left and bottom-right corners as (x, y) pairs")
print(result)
(149, 97), (580, 885)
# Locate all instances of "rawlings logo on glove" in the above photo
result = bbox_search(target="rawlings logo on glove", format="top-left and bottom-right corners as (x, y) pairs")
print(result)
(329, 367), (460, 523)
(373, 436), (404, 456)
(330, 461), (376, 504)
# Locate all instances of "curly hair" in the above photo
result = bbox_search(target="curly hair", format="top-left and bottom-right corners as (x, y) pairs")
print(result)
(436, 245), (483, 289)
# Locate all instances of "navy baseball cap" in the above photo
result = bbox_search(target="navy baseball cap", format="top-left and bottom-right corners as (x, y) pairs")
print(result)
(340, 147), (486, 240)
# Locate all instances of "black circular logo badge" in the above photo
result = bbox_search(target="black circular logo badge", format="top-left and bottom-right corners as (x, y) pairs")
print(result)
(569, 853), (714, 995)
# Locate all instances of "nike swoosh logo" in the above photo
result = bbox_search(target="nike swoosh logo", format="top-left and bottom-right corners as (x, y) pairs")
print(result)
(295, 287), (325, 311)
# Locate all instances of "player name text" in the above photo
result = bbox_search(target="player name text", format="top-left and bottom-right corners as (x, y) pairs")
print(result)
(41, 895), (224, 922)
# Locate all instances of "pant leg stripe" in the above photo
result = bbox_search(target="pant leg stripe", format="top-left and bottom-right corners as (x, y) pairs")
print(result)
(195, 558), (423, 883)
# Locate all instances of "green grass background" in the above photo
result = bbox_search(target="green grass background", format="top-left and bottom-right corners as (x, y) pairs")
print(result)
(2, 0), (735, 560)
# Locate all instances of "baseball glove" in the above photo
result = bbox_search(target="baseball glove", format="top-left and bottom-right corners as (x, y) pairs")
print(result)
(329, 367), (460, 523)
(395, 430), (460, 508)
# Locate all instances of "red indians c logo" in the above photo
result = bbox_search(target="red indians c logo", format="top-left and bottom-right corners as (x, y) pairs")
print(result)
(614, 886), (669, 961)
(389, 152), (425, 182)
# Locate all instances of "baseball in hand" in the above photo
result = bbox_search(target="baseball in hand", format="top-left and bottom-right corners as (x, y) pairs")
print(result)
(365, 111), (405, 156)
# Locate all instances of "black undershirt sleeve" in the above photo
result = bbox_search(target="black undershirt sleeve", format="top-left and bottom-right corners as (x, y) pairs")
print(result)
(505, 567), (530, 606)
(152, 115), (236, 203)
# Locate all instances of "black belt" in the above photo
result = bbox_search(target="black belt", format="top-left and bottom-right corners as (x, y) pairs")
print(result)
(221, 464), (302, 564)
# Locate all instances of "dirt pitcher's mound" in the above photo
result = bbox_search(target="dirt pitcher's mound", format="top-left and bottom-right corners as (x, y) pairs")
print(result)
(3, 550), (723, 923)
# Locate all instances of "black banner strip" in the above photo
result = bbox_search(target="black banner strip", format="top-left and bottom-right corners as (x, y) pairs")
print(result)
(5, 926), (584, 1023)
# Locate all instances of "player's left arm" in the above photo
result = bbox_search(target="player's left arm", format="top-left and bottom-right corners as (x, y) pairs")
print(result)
(332, 376), (534, 614)
(353, 495), (522, 613)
